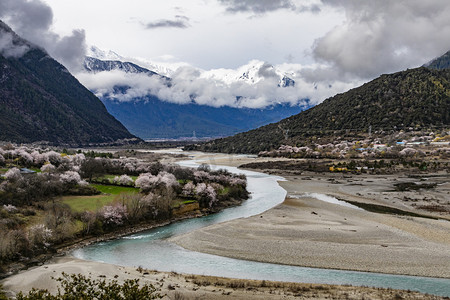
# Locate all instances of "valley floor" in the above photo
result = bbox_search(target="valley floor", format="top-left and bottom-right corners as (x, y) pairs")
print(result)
(172, 153), (450, 278)
(172, 175), (450, 278)
(2, 151), (449, 299)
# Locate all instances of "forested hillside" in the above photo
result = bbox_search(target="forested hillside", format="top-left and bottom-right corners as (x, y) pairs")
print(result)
(425, 50), (450, 70)
(0, 21), (136, 145)
(187, 67), (450, 154)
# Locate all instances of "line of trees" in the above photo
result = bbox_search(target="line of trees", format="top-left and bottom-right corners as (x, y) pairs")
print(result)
(0, 145), (249, 271)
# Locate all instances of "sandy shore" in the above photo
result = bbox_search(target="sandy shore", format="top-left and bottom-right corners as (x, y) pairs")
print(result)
(2, 257), (445, 299)
(171, 153), (450, 278)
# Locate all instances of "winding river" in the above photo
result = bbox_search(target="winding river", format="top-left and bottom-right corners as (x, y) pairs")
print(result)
(73, 154), (450, 297)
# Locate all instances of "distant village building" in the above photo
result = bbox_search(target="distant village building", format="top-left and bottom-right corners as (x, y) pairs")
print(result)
(373, 144), (387, 150)
(20, 168), (36, 175)
(0, 168), (36, 179)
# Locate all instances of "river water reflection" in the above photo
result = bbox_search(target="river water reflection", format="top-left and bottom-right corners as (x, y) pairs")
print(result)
(72, 154), (450, 297)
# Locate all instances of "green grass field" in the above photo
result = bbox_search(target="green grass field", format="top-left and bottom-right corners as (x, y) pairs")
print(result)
(91, 184), (139, 194)
(61, 184), (139, 212)
(94, 175), (137, 184)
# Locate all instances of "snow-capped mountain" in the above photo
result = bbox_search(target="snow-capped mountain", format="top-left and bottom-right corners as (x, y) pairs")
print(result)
(135, 59), (178, 77)
(86, 47), (295, 88)
(77, 52), (305, 140)
(87, 46), (175, 77)
(84, 56), (158, 75)
(87, 46), (124, 61)
(201, 60), (295, 87)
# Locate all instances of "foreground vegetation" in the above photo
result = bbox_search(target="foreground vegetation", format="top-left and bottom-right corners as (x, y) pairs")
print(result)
(2, 269), (445, 300)
(12, 273), (162, 300)
(0, 144), (248, 274)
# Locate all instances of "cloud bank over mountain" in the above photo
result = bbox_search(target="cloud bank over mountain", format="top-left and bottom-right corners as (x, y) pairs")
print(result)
(76, 58), (359, 109)
(2, 0), (450, 109)
(0, 30), (29, 58)
(0, 0), (86, 71)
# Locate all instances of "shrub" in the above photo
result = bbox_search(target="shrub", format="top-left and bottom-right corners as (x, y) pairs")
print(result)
(27, 224), (52, 248)
(43, 202), (75, 242)
(59, 171), (82, 185)
(115, 193), (144, 221)
(0, 285), (8, 300)
(0, 229), (30, 261)
(40, 163), (55, 173)
(100, 203), (128, 227)
(140, 191), (172, 220)
(113, 175), (134, 186)
(16, 273), (162, 299)
(4, 168), (21, 182)
(196, 183), (217, 208)
(2, 204), (17, 213)
(66, 184), (100, 196)
(182, 182), (196, 197)
(135, 172), (178, 193)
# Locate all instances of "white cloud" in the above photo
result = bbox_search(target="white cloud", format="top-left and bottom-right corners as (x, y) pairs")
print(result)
(145, 15), (190, 29)
(4, 0), (450, 108)
(311, 0), (450, 79)
(75, 60), (359, 109)
(0, 0), (86, 71)
(218, 0), (296, 14)
(0, 31), (29, 58)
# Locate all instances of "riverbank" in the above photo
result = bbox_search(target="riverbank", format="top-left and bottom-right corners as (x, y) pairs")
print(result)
(171, 157), (450, 278)
(2, 256), (446, 299)
(1, 194), (247, 279)
(0, 149), (250, 279)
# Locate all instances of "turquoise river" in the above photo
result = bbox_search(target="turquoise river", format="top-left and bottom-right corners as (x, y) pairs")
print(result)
(73, 154), (450, 297)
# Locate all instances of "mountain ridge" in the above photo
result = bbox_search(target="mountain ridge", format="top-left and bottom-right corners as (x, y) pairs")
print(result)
(0, 20), (137, 145)
(187, 67), (450, 153)
(424, 50), (450, 70)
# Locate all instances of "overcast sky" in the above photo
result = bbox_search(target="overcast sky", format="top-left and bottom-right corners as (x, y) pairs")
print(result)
(1, 0), (450, 108)
(43, 0), (339, 70)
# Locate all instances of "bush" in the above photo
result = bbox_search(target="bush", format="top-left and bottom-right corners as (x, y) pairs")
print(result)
(0, 284), (8, 300)
(66, 184), (100, 196)
(0, 229), (30, 262)
(16, 273), (162, 299)
(100, 203), (128, 228)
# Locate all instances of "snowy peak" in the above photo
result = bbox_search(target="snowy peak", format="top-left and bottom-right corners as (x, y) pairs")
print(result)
(84, 46), (295, 88)
(87, 46), (175, 77)
(84, 56), (157, 75)
(201, 60), (295, 87)
(280, 76), (295, 87)
(87, 46), (124, 61)
(136, 59), (177, 77)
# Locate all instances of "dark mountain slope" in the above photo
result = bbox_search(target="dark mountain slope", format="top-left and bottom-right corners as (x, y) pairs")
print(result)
(0, 21), (136, 145)
(188, 67), (450, 154)
(424, 50), (450, 70)
(102, 96), (305, 139)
